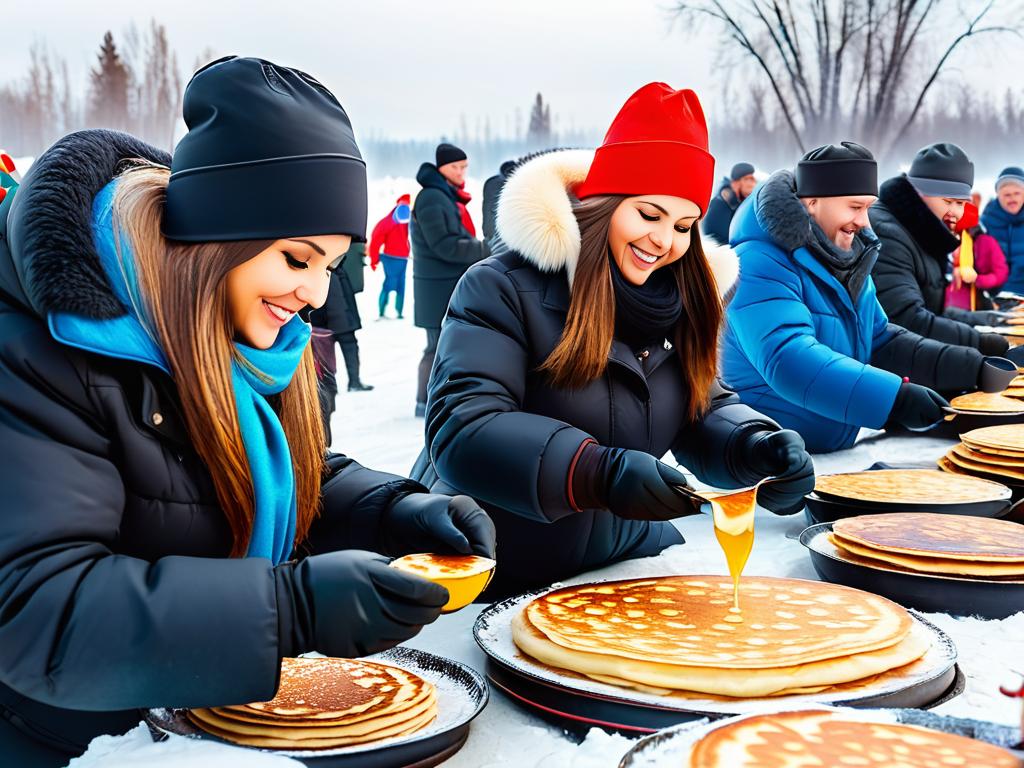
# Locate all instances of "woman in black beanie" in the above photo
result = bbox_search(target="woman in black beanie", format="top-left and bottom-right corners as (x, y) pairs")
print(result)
(0, 56), (494, 764)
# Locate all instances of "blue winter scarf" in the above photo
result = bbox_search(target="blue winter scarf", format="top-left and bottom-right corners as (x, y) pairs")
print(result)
(50, 179), (310, 564)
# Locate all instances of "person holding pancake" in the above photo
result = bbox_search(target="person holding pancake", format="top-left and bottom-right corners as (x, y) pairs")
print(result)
(0, 57), (495, 765)
(410, 84), (815, 598)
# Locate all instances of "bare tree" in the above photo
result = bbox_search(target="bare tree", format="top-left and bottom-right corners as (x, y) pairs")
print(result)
(673, 0), (1021, 157)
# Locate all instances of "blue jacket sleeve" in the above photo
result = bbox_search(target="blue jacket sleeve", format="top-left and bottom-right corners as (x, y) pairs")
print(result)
(728, 244), (902, 429)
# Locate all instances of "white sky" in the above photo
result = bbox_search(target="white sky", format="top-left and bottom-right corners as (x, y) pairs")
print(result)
(3, 0), (1021, 141)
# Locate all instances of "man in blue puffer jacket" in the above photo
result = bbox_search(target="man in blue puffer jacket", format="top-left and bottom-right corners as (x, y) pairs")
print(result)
(721, 142), (1005, 453)
(982, 166), (1024, 295)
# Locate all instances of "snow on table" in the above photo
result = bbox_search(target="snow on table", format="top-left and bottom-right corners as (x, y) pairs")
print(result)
(69, 237), (1023, 766)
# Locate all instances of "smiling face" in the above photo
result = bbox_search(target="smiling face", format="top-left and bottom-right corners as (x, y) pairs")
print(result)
(921, 194), (967, 231)
(439, 159), (468, 187)
(607, 195), (701, 286)
(999, 182), (1024, 216)
(226, 234), (351, 349)
(802, 195), (877, 250)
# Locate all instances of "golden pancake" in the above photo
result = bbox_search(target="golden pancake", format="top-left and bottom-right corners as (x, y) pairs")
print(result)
(814, 469), (1010, 505)
(687, 709), (1023, 767)
(389, 553), (495, 613)
(960, 441), (1024, 458)
(833, 513), (1024, 561)
(511, 610), (930, 698)
(1005, 387), (1024, 399)
(828, 534), (1024, 578)
(993, 326), (1024, 336)
(961, 424), (1024, 452)
(951, 442), (1024, 468)
(524, 577), (912, 669)
(944, 448), (1024, 481)
(949, 391), (1024, 414)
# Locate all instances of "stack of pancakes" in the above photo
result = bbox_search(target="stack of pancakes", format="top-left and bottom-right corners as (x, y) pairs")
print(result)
(940, 424), (1024, 482)
(188, 657), (437, 750)
(829, 512), (1024, 580)
(686, 709), (1022, 767)
(815, 469), (1010, 506)
(511, 576), (931, 698)
(1003, 373), (1024, 400)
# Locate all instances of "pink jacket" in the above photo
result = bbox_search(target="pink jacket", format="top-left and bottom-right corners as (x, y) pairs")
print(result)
(946, 231), (1009, 310)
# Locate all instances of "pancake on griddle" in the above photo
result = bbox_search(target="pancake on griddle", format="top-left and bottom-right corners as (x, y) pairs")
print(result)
(814, 469), (1009, 505)
(962, 424), (1024, 453)
(832, 513), (1024, 561)
(687, 709), (1023, 767)
(188, 657), (437, 750)
(948, 390), (1024, 414)
(511, 576), (929, 698)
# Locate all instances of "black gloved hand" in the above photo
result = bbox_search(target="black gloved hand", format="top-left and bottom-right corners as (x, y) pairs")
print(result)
(570, 442), (703, 521)
(739, 429), (816, 516)
(887, 382), (949, 430)
(276, 550), (448, 658)
(979, 332), (1010, 356)
(381, 493), (496, 558)
(1005, 345), (1024, 367)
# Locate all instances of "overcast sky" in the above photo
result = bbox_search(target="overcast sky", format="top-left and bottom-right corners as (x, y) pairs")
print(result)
(4, 0), (1022, 142)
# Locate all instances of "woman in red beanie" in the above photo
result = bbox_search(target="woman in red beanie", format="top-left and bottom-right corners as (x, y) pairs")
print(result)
(411, 83), (815, 598)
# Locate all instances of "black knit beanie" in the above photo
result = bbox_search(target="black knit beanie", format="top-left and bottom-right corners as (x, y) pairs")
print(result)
(906, 142), (973, 200)
(435, 142), (467, 168)
(796, 141), (877, 198)
(162, 56), (368, 242)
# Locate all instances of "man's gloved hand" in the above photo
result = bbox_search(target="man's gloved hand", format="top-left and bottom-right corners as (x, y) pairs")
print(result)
(276, 550), (448, 658)
(570, 442), (703, 521)
(381, 493), (496, 559)
(887, 382), (949, 430)
(979, 332), (1010, 356)
(738, 429), (815, 515)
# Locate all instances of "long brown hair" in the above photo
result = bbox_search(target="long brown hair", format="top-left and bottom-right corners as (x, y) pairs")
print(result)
(540, 194), (723, 421)
(113, 164), (326, 556)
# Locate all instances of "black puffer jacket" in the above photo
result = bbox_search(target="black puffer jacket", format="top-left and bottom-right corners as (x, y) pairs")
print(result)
(870, 176), (989, 348)
(410, 162), (486, 329)
(411, 150), (779, 598)
(0, 131), (427, 761)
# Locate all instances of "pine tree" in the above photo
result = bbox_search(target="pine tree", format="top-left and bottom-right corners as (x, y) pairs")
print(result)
(87, 31), (131, 131)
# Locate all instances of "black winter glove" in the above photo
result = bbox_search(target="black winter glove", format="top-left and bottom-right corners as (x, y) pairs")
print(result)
(570, 442), (704, 521)
(275, 550), (448, 658)
(738, 429), (816, 516)
(1006, 345), (1024, 367)
(887, 382), (949, 430)
(381, 493), (496, 558)
(979, 332), (1010, 356)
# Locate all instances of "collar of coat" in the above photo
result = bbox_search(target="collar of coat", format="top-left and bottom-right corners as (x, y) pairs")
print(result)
(493, 149), (739, 298)
(5, 129), (170, 320)
(876, 174), (960, 258)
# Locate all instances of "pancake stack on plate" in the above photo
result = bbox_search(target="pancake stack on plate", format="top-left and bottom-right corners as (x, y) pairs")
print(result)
(1003, 374), (1024, 400)
(684, 709), (1022, 767)
(815, 469), (1010, 505)
(188, 657), (437, 750)
(940, 424), (1024, 483)
(511, 576), (932, 698)
(828, 513), (1024, 580)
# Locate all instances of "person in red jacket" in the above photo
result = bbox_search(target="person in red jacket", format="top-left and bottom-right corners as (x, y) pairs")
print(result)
(368, 194), (411, 318)
(947, 201), (1009, 311)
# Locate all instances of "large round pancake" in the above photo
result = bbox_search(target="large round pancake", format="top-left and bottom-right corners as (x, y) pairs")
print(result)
(814, 469), (1009, 504)
(687, 709), (1022, 767)
(511, 612), (930, 698)
(961, 424), (1024, 452)
(188, 704), (437, 749)
(833, 513), (1024, 561)
(238, 658), (424, 720)
(827, 533), (1024, 577)
(524, 577), (912, 669)
(959, 440), (1024, 458)
(952, 442), (1024, 468)
(945, 447), (1024, 481)
(949, 390), (1024, 413)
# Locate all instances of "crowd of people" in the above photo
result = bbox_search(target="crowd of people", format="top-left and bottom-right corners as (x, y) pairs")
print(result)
(2, 54), (1024, 764)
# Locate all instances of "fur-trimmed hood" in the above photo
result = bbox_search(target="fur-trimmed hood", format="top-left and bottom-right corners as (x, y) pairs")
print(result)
(3, 129), (171, 320)
(494, 149), (739, 297)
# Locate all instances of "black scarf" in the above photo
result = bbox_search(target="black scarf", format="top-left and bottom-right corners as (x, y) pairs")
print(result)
(609, 253), (683, 351)
(807, 220), (874, 301)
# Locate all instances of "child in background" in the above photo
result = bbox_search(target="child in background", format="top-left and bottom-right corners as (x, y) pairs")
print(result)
(947, 202), (1008, 312)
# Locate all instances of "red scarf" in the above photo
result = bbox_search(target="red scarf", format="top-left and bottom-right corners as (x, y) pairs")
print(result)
(454, 185), (476, 237)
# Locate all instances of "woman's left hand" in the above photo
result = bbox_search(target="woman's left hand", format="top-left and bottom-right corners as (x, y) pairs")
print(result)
(382, 493), (497, 558)
(742, 429), (816, 515)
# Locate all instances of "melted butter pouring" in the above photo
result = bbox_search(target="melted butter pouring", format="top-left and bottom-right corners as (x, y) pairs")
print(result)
(704, 482), (764, 613)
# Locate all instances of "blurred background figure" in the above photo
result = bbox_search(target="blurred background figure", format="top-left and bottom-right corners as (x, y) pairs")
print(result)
(947, 202), (1007, 312)
(369, 193), (412, 319)
(701, 161), (756, 245)
(982, 166), (1024, 296)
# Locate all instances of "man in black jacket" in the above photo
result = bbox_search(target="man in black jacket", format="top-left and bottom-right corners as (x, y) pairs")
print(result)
(702, 162), (757, 245)
(870, 143), (1019, 362)
(411, 143), (487, 417)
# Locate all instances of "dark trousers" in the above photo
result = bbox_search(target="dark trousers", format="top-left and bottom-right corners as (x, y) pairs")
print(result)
(311, 329), (361, 446)
(378, 254), (408, 317)
(416, 327), (441, 406)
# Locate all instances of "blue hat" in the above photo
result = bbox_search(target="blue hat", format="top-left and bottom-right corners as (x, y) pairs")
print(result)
(162, 56), (367, 242)
(996, 167), (1024, 192)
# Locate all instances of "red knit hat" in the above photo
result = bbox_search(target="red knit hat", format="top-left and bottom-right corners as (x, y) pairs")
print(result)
(574, 83), (715, 213)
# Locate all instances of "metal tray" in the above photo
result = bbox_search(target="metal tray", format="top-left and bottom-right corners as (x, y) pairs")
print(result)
(473, 584), (959, 733)
(617, 705), (1023, 767)
(145, 647), (488, 768)
(802, 522), (1024, 619)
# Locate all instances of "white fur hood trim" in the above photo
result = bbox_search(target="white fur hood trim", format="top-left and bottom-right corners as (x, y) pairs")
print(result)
(495, 149), (739, 298)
